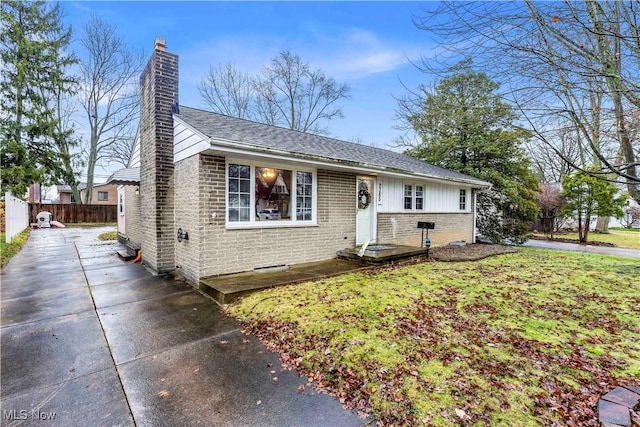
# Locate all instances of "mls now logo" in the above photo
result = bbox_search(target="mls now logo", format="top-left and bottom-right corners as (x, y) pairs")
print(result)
(3, 410), (27, 420)
(3, 409), (57, 420)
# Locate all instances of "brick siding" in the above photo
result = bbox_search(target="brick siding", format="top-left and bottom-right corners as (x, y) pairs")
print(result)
(123, 185), (142, 248)
(377, 212), (474, 247)
(139, 46), (178, 273)
(189, 156), (356, 279)
(174, 155), (201, 283)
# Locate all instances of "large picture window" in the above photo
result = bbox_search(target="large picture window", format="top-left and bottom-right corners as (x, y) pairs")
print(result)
(256, 167), (291, 221)
(227, 162), (315, 226)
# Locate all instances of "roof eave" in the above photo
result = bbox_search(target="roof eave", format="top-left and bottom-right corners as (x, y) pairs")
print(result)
(208, 137), (491, 188)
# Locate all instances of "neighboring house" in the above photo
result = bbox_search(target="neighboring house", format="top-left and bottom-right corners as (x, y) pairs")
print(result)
(81, 183), (117, 205)
(57, 183), (118, 205)
(57, 185), (77, 204)
(107, 38), (491, 286)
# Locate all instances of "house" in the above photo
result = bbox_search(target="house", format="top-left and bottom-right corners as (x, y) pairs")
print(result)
(108, 38), (490, 286)
(57, 183), (118, 205)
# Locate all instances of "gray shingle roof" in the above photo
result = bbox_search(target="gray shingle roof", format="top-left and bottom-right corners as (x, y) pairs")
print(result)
(106, 167), (140, 185)
(176, 106), (490, 187)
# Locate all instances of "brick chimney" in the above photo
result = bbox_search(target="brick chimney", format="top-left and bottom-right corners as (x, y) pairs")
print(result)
(139, 37), (178, 273)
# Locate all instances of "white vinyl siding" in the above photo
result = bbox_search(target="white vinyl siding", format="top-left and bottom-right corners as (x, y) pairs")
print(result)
(174, 118), (209, 162)
(377, 176), (472, 213)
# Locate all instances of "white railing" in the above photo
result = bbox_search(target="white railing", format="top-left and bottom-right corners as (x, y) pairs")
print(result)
(4, 192), (29, 243)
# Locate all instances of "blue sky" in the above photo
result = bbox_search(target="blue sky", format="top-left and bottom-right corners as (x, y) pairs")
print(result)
(60, 2), (441, 182)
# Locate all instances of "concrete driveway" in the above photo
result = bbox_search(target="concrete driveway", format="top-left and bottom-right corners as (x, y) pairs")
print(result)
(1, 227), (365, 426)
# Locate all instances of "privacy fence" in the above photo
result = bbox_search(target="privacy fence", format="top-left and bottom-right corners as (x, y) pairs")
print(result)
(3, 192), (29, 243)
(28, 203), (118, 224)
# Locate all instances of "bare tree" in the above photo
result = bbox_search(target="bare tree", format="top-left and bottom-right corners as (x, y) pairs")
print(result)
(537, 183), (566, 238)
(620, 205), (640, 228)
(198, 51), (351, 136)
(77, 15), (144, 203)
(413, 1), (640, 203)
(102, 133), (136, 168)
(526, 128), (583, 183)
(198, 63), (255, 119)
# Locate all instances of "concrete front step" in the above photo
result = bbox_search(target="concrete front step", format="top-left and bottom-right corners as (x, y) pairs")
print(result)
(116, 249), (136, 261)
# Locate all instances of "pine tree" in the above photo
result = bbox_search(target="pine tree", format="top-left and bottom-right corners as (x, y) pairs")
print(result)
(0, 0), (77, 196)
(398, 62), (540, 243)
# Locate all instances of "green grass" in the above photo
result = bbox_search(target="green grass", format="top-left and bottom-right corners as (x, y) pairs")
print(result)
(0, 229), (30, 269)
(227, 249), (640, 426)
(610, 227), (640, 233)
(560, 230), (639, 249)
(98, 231), (117, 241)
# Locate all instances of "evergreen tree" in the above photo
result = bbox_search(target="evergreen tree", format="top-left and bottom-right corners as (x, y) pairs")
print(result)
(397, 62), (539, 243)
(0, 0), (77, 196)
(561, 171), (626, 243)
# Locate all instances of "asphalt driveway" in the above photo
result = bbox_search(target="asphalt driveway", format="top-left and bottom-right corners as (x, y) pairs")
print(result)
(523, 238), (639, 259)
(1, 227), (365, 426)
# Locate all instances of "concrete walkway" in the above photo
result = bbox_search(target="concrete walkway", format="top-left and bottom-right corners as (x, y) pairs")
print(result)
(523, 238), (639, 259)
(1, 227), (365, 426)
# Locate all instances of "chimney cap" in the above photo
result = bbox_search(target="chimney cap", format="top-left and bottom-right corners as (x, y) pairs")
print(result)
(154, 37), (166, 51)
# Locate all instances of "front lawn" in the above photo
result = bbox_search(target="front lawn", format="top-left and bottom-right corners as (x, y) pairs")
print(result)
(227, 249), (640, 426)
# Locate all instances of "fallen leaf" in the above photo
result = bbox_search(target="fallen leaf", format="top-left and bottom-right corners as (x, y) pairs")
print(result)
(220, 340), (228, 345)
(298, 384), (305, 393)
(159, 390), (169, 397)
(455, 408), (466, 419)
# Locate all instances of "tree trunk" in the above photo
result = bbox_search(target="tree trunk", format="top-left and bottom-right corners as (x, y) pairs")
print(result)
(595, 216), (609, 233)
(582, 220), (591, 243)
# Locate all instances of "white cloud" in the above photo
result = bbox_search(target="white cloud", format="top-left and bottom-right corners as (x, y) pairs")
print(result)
(178, 28), (423, 89)
(305, 28), (423, 80)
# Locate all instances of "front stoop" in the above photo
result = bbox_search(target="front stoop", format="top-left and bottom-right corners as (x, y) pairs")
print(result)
(598, 385), (640, 426)
(199, 259), (367, 305)
(337, 244), (430, 264)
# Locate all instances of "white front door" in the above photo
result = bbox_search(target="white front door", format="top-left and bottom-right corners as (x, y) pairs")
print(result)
(356, 177), (376, 245)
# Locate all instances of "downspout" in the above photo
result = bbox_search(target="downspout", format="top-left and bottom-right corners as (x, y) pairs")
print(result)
(472, 189), (478, 243)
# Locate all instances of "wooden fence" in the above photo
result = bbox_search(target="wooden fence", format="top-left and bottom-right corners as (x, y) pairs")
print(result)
(29, 203), (117, 224)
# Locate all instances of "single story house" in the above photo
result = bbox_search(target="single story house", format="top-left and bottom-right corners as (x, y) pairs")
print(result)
(108, 38), (490, 286)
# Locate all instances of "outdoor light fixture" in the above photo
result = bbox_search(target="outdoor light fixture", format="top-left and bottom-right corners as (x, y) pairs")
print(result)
(135, 186), (140, 196)
(177, 227), (189, 242)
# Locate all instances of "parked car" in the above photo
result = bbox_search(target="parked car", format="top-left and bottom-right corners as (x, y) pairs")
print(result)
(258, 208), (281, 220)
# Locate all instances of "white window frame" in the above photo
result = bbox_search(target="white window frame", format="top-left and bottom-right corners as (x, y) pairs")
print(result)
(403, 182), (426, 212)
(459, 189), (467, 211)
(225, 159), (317, 228)
(119, 192), (125, 216)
